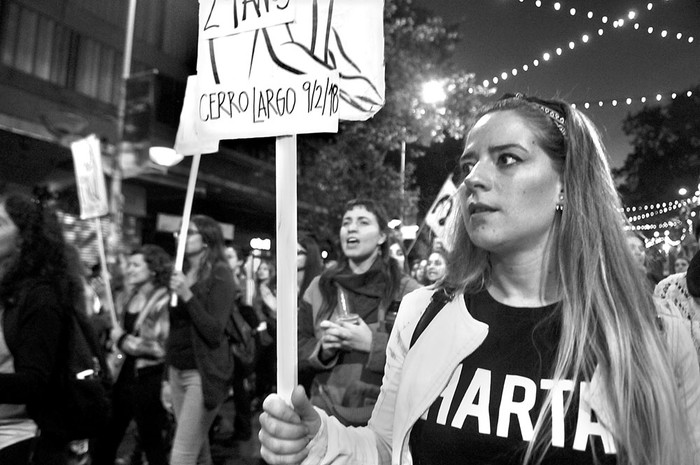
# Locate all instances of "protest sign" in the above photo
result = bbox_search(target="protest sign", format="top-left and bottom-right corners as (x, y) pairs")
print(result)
(71, 135), (109, 220)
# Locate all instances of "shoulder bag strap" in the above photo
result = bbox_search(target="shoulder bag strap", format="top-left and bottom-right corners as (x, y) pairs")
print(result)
(409, 288), (454, 349)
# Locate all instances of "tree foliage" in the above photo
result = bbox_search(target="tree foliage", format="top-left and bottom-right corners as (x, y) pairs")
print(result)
(614, 84), (700, 206)
(296, 0), (489, 251)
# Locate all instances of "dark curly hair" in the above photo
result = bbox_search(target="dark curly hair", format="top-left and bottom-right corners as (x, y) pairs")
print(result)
(0, 193), (83, 312)
(129, 244), (172, 288)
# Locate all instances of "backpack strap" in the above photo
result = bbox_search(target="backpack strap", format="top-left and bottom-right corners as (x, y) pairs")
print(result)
(409, 288), (454, 349)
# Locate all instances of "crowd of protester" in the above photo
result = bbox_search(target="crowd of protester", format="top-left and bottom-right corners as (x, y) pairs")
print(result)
(2, 96), (700, 465)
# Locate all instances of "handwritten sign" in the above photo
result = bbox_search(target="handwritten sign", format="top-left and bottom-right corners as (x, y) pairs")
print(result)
(194, 71), (339, 140)
(197, 0), (384, 124)
(175, 75), (220, 155)
(71, 135), (109, 220)
(199, 0), (295, 40)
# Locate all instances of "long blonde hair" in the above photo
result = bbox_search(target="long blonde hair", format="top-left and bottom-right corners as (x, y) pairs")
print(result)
(444, 95), (693, 464)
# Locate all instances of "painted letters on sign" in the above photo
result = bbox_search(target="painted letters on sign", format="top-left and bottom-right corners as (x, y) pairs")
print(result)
(199, 0), (295, 40)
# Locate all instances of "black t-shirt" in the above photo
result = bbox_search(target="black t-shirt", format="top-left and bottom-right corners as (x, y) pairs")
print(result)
(409, 290), (618, 465)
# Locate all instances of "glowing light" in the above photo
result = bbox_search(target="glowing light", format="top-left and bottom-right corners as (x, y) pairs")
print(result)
(149, 147), (184, 167)
(626, 98), (632, 104)
(584, 102), (590, 108)
(582, 34), (589, 43)
(679, 188), (688, 196)
(598, 29), (604, 35)
(677, 33), (682, 39)
(618, 19), (625, 27)
(689, 37), (694, 43)
(543, 52), (551, 61)
(648, 27), (654, 34)
(601, 16), (608, 23)
(482, 79), (489, 87)
(570, 8), (576, 15)
(587, 11), (593, 19)
(661, 30), (668, 37)
(634, 23), (640, 29)
(523, 64), (529, 71)
(533, 59), (540, 66)
(535, 0), (541, 7)
(688, 91), (693, 97)
(556, 47), (562, 55)
(501, 72), (508, 80)
(647, 2), (653, 10)
(612, 100), (618, 106)
(598, 101), (604, 107)
(628, 11), (636, 20)
(512, 68), (518, 76)
(493, 77), (499, 84)
(554, 2), (561, 10)
(656, 94), (662, 101)
(421, 80), (446, 105)
(641, 96), (647, 103)
(672, 93), (677, 99)
(569, 41), (575, 49)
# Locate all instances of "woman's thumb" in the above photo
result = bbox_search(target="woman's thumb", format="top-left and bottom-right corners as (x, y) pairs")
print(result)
(290, 385), (321, 435)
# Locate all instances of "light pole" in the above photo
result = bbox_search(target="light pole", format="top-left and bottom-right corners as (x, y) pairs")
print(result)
(107, 0), (137, 263)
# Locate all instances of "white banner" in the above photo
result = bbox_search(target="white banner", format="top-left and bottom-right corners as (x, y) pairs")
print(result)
(174, 75), (221, 155)
(196, 0), (384, 124)
(425, 176), (458, 241)
(71, 135), (109, 220)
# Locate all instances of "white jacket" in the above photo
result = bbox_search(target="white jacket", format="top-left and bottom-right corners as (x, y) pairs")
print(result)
(302, 287), (700, 465)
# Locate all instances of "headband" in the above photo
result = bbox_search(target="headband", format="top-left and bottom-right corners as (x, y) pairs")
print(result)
(500, 93), (567, 138)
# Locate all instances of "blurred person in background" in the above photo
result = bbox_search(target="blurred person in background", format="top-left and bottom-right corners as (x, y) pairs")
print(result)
(674, 255), (690, 274)
(387, 235), (410, 275)
(297, 198), (419, 426)
(92, 245), (172, 465)
(297, 234), (325, 396)
(0, 193), (101, 464)
(424, 249), (448, 285)
(252, 258), (277, 408)
(167, 215), (235, 465)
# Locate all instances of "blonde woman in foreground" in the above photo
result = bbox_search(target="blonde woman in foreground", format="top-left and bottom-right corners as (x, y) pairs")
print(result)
(258, 94), (700, 465)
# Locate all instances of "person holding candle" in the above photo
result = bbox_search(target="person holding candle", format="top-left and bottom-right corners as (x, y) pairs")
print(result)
(297, 198), (420, 427)
(258, 94), (700, 465)
(167, 215), (235, 465)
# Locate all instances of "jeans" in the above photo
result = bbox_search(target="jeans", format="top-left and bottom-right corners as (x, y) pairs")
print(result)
(169, 367), (221, 465)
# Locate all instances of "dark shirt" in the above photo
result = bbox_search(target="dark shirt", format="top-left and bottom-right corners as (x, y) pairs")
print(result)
(409, 290), (617, 465)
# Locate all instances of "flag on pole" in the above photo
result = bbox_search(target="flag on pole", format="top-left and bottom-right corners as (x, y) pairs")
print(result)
(425, 176), (458, 243)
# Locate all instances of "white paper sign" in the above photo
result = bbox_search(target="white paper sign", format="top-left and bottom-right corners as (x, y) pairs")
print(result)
(197, 0), (384, 125)
(175, 75), (221, 155)
(199, 0), (295, 40)
(425, 176), (458, 241)
(194, 71), (339, 140)
(71, 135), (110, 219)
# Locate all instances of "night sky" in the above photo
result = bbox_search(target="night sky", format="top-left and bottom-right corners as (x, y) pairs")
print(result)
(412, 0), (700, 169)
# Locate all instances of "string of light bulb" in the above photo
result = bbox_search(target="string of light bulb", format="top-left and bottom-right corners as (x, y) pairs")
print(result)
(573, 89), (694, 109)
(482, 0), (693, 88)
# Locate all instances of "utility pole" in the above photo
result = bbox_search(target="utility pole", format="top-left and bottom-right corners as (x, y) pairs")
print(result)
(107, 0), (137, 265)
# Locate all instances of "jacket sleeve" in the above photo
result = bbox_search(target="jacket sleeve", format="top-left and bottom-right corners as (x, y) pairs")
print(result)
(186, 264), (236, 348)
(0, 285), (63, 404)
(299, 279), (339, 370)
